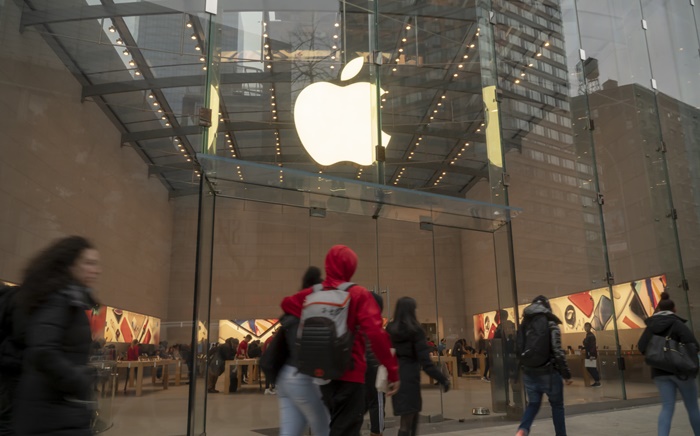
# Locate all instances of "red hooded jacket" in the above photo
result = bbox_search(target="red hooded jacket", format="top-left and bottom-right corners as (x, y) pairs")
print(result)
(281, 245), (399, 384)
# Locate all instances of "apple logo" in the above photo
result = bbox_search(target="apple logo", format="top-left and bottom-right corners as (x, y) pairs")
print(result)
(294, 57), (391, 166)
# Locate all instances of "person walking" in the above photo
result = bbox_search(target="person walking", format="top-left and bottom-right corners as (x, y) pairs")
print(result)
(0, 284), (22, 436)
(582, 322), (601, 387)
(387, 297), (450, 436)
(638, 292), (700, 436)
(15, 236), (102, 436)
(281, 245), (399, 436)
(124, 339), (140, 393)
(275, 266), (329, 436)
(516, 295), (572, 436)
(364, 292), (387, 436)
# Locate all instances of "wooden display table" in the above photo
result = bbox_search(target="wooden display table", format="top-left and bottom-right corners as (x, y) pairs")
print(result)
(427, 356), (459, 389)
(117, 359), (179, 396)
(464, 353), (487, 376)
(223, 358), (260, 394)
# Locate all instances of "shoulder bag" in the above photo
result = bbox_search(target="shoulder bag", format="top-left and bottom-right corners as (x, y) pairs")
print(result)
(644, 322), (699, 377)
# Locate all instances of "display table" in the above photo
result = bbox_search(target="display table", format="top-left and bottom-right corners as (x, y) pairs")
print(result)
(117, 359), (178, 396)
(464, 353), (487, 376)
(223, 358), (260, 394)
(428, 356), (459, 389)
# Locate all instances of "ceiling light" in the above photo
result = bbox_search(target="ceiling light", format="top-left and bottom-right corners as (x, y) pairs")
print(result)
(129, 60), (135, 66)
(536, 52), (542, 57)
(406, 25), (411, 30)
(521, 72), (526, 76)
(332, 45), (337, 49)
(470, 44), (475, 48)
(392, 67), (397, 72)
(195, 45), (201, 51)
(202, 66), (207, 70)
(122, 49), (129, 56)
(453, 73), (458, 77)
(116, 38), (123, 45)
(528, 62), (534, 66)
(148, 93), (154, 99)
(153, 101), (159, 106)
(464, 55), (468, 59)
(186, 21), (193, 28)
(267, 64), (272, 69)
(333, 35), (338, 39)
(398, 48), (403, 53)
(165, 122), (171, 126)
(200, 56), (206, 62)
(544, 42), (550, 47)
(263, 33), (268, 38)
(134, 70), (141, 76)
(335, 22), (340, 27)
(191, 34), (197, 40)
(402, 38), (407, 42)
(108, 26), (116, 33)
(264, 44), (269, 48)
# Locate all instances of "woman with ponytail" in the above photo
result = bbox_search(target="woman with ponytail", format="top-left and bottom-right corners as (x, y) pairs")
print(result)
(638, 292), (700, 435)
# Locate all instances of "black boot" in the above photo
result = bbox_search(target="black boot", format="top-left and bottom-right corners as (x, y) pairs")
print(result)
(397, 431), (411, 436)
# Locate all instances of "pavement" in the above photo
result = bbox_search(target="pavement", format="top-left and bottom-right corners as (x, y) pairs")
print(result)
(396, 402), (695, 435)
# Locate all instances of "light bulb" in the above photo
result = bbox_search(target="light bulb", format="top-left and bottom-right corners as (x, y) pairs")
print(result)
(108, 26), (116, 33)
(116, 38), (123, 45)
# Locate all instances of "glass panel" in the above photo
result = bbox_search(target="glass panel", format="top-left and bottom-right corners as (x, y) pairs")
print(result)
(190, 177), (216, 435)
(205, 198), (311, 433)
(433, 225), (501, 420)
(377, 218), (441, 420)
(642, 0), (700, 327)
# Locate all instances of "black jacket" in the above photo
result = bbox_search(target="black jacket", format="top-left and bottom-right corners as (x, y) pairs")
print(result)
(388, 325), (448, 416)
(638, 311), (699, 378)
(583, 332), (598, 359)
(0, 286), (23, 375)
(521, 302), (571, 379)
(15, 285), (96, 436)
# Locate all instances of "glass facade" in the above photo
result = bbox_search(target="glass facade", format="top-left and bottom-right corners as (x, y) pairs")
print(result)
(1, 0), (699, 435)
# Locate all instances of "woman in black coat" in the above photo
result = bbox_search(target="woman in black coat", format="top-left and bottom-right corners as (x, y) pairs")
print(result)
(15, 236), (101, 436)
(387, 297), (450, 436)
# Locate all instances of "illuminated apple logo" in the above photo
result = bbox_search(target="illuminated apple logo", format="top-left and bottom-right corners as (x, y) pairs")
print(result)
(294, 57), (391, 166)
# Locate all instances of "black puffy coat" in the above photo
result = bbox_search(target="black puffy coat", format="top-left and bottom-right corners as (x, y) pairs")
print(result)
(638, 311), (699, 379)
(388, 325), (448, 416)
(15, 285), (96, 436)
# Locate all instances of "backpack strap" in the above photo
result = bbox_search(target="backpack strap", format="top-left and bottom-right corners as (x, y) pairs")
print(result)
(337, 282), (355, 292)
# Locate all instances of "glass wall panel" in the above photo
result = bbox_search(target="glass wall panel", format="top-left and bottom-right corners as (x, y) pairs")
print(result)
(377, 218), (441, 420)
(434, 225), (501, 420)
(642, 0), (700, 329)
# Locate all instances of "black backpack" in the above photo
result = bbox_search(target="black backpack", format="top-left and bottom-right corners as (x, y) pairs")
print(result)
(0, 285), (22, 372)
(517, 314), (551, 368)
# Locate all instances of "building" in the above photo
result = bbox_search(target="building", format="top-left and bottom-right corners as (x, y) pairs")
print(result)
(1, 0), (699, 434)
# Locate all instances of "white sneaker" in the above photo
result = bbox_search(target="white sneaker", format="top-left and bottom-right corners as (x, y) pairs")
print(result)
(264, 388), (273, 395)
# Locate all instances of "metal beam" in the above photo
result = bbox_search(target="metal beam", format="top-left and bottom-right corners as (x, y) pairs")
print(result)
(21, 2), (185, 28)
(82, 72), (291, 98)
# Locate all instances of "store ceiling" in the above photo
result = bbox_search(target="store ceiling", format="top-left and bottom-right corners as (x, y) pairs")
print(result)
(20, 0), (490, 198)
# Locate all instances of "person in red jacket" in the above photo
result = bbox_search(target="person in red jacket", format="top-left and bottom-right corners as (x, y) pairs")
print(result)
(124, 339), (140, 393)
(281, 245), (400, 436)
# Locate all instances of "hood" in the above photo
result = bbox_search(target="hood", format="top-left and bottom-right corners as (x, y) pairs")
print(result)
(523, 301), (562, 324)
(323, 245), (357, 288)
(60, 284), (96, 309)
(644, 311), (686, 334)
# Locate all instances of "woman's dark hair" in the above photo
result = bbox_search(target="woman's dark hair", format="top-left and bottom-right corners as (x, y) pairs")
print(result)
(656, 292), (675, 312)
(301, 266), (323, 289)
(20, 236), (94, 313)
(387, 297), (423, 337)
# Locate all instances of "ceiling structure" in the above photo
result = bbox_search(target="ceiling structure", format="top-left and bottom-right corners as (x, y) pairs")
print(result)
(20, 0), (491, 198)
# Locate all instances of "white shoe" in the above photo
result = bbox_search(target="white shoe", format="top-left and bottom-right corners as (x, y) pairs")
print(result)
(264, 388), (273, 395)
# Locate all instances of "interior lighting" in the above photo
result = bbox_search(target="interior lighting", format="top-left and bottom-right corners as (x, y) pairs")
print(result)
(402, 38), (407, 42)
(200, 56), (206, 62)
(458, 64), (463, 68)
(392, 68), (397, 72)
(398, 48), (404, 53)
(116, 38), (123, 45)
(335, 23), (340, 27)
(332, 45), (337, 50)
(464, 55), (468, 59)
(536, 52), (542, 57)
(148, 93), (154, 99)
(108, 26), (116, 33)
(122, 49), (129, 56)
(521, 72), (526, 76)
(333, 34), (339, 39)
(202, 66), (207, 70)
(453, 73), (458, 77)
(186, 21), (192, 28)
(263, 33), (268, 38)
(129, 59), (135, 66)
(134, 70), (141, 76)
(195, 45), (201, 51)
(544, 41), (550, 47)
(470, 44), (475, 48)
(153, 101), (159, 106)
(406, 25), (411, 30)
(191, 34), (197, 40)
(165, 122), (171, 127)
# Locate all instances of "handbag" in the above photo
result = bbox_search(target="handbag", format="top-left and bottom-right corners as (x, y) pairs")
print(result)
(644, 323), (699, 376)
(584, 358), (597, 368)
(260, 324), (290, 384)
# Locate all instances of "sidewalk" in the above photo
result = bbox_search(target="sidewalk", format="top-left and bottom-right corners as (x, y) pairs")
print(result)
(418, 402), (693, 435)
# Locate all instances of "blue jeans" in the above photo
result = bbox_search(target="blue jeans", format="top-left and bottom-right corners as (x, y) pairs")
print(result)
(654, 375), (700, 436)
(518, 371), (566, 436)
(276, 364), (330, 436)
